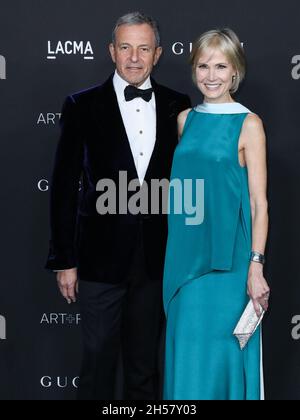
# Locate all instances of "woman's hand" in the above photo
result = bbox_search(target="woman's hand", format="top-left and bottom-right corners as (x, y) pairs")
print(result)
(247, 262), (270, 316)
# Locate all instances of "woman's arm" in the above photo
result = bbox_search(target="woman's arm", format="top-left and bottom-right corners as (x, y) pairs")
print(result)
(241, 113), (270, 315)
(177, 108), (192, 139)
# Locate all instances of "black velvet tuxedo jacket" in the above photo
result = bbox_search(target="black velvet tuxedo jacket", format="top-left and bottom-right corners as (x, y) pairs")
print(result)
(45, 75), (191, 283)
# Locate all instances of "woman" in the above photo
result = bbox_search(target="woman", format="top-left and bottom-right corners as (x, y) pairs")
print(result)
(163, 28), (270, 400)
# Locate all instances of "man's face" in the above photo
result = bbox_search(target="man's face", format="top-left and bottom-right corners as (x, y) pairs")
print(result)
(109, 23), (162, 87)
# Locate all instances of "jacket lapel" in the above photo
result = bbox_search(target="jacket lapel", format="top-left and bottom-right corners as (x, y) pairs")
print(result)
(91, 76), (139, 181)
(90, 76), (175, 186)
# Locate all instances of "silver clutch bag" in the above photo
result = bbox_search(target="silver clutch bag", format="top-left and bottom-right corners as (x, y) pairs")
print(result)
(233, 300), (264, 350)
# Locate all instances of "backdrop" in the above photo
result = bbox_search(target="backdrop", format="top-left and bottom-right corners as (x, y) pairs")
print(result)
(0, 0), (299, 400)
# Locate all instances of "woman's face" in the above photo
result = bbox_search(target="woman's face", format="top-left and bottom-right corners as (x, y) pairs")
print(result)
(195, 47), (236, 103)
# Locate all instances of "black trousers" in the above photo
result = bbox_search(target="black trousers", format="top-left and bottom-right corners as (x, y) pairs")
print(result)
(77, 229), (165, 400)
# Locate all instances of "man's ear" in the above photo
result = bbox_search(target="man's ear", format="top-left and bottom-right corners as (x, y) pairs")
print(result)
(154, 46), (163, 66)
(109, 43), (116, 63)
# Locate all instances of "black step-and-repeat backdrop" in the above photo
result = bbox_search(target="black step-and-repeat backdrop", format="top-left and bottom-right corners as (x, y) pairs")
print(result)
(0, 0), (300, 400)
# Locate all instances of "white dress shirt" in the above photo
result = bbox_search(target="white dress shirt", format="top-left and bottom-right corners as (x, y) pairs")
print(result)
(113, 71), (157, 184)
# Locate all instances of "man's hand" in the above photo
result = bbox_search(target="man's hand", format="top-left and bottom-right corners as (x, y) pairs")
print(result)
(57, 268), (78, 304)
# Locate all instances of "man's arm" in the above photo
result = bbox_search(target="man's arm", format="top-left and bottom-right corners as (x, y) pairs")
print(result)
(45, 95), (84, 272)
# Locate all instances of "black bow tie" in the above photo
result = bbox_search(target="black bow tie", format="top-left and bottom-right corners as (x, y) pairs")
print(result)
(124, 85), (153, 102)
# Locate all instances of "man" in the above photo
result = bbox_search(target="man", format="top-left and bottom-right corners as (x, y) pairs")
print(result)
(45, 12), (191, 400)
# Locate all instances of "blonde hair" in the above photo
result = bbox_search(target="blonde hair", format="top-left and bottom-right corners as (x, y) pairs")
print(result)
(190, 28), (246, 93)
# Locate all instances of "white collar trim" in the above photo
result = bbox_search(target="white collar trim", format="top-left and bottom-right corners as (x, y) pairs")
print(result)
(194, 102), (252, 114)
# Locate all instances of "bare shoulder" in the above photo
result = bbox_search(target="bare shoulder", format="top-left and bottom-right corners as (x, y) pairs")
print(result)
(243, 113), (264, 132)
(241, 113), (266, 147)
(178, 108), (192, 123)
(177, 108), (192, 138)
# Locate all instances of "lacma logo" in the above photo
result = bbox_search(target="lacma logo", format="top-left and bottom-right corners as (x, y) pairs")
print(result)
(47, 41), (94, 60)
(0, 55), (6, 79)
(0, 315), (6, 340)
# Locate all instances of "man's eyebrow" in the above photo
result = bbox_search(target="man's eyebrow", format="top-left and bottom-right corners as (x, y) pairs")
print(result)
(118, 42), (152, 47)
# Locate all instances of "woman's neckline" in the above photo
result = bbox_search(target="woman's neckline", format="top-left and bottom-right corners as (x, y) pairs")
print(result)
(194, 102), (252, 115)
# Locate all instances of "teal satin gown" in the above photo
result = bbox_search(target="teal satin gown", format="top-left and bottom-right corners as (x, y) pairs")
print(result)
(163, 102), (261, 400)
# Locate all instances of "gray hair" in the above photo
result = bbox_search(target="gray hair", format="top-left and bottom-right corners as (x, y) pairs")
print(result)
(112, 12), (161, 47)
